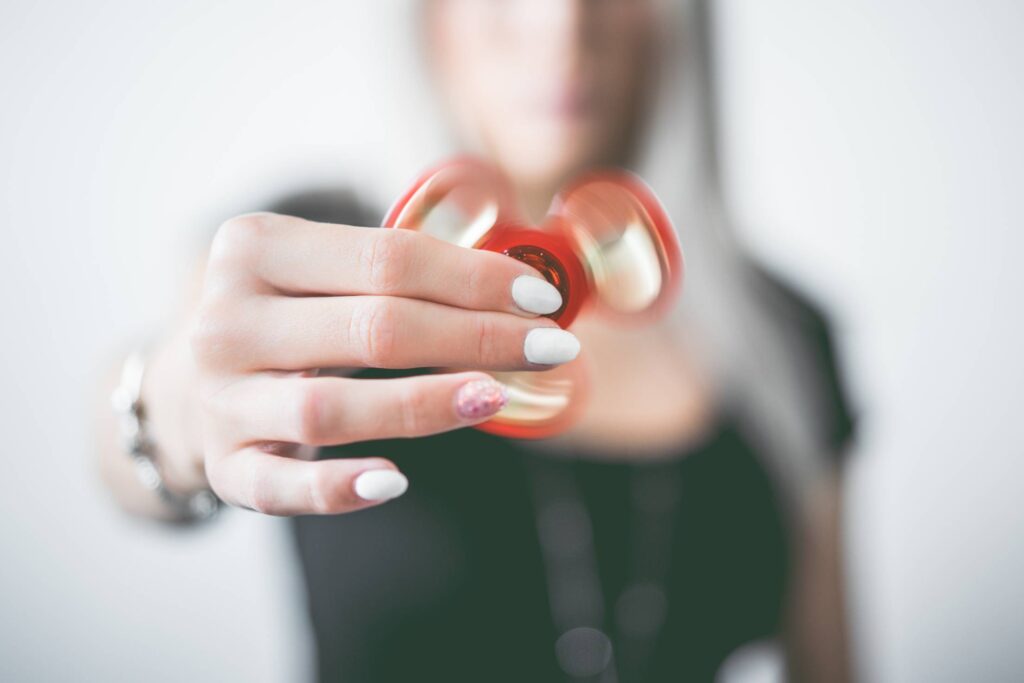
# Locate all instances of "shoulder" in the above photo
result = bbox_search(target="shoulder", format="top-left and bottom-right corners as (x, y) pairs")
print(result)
(262, 187), (381, 227)
(745, 259), (858, 456)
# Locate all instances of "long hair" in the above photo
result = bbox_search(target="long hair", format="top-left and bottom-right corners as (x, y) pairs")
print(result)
(639, 0), (840, 513)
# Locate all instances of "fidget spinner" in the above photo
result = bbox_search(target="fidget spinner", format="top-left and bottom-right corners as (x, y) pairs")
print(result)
(383, 157), (683, 438)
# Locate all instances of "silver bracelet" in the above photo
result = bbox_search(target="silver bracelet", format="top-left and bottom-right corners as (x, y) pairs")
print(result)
(110, 351), (220, 521)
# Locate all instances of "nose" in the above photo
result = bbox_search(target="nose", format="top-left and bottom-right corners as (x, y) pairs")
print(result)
(525, 0), (587, 52)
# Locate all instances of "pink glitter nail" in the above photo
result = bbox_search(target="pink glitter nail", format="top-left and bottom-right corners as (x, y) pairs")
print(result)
(455, 378), (509, 420)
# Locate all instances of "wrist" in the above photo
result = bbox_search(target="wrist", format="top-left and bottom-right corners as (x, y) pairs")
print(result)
(140, 331), (209, 494)
(111, 345), (219, 521)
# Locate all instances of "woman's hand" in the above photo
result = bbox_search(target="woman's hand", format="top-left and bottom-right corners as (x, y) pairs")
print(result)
(147, 212), (577, 517)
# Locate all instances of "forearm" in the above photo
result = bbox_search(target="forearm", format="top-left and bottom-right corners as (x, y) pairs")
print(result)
(785, 471), (852, 683)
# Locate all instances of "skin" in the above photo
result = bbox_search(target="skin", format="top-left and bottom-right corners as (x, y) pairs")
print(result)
(99, 218), (569, 515)
(426, 0), (655, 216)
(426, 0), (715, 452)
(96, 1), (849, 678)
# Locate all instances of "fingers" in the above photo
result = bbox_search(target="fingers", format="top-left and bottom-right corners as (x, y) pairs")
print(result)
(193, 212), (580, 518)
(210, 213), (563, 317)
(203, 372), (513, 516)
(206, 450), (407, 516)
(196, 295), (581, 372)
(209, 372), (511, 446)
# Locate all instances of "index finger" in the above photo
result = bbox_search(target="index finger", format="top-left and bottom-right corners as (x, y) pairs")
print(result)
(213, 213), (564, 317)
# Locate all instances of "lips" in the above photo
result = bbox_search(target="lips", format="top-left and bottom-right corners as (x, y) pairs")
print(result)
(525, 72), (600, 120)
(548, 84), (598, 119)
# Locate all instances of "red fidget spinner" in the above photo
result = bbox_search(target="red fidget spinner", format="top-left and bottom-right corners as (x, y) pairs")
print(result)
(383, 157), (684, 438)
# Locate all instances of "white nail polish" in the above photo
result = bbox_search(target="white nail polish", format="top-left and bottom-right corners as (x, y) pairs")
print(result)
(512, 276), (563, 315)
(354, 470), (408, 501)
(524, 328), (581, 365)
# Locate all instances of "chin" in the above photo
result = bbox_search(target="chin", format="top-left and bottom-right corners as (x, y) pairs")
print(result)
(495, 134), (601, 193)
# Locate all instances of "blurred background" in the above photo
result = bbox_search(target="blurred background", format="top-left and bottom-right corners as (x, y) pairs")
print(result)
(1, 1), (1021, 681)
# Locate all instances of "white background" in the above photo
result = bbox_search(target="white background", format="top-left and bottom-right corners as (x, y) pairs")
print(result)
(0, 1), (1021, 681)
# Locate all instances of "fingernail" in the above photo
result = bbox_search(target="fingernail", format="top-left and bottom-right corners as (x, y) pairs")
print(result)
(512, 275), (563, 315)
(354, 470), (408, 501)
(524, 328), (581, 365)
(455, 377), (509, 420)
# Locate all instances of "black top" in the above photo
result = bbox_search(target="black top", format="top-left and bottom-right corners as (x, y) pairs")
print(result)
(267, 189), (856, 683)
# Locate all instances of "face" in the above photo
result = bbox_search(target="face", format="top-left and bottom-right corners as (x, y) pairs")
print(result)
(427, 0), (656, 199)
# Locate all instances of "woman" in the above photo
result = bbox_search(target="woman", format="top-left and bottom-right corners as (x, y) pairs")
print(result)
(98, 1), (855, 680)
